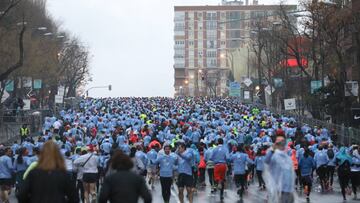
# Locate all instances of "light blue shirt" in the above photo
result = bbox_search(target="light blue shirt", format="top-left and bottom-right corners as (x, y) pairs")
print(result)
(229, 152), (253, 175)
(255, 156), (265, 171)
(314, 150), (329, 168)
(177, 149), (194, 176)
(154, 154), (177, 177)
(0, 155), (13, 179)
(210, 145), (228, 164)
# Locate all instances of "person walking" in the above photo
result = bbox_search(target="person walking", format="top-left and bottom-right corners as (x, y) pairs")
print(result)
(0, 147), (14, 203)
(298, 149), (315, 202)
(254, 149), (266, 190)
(314, 145), (329, 192)
(351, 146), (360, 200)
(336, 147), (352, 201)
(74, 147), (99, 203)
(153, 145), (177, 203)
(20, 124), (30, 144)
(229, 145), (254, 199)
(210, 138), (229, 201)
(176, 142), (194, 203)
(264, 135), (295, 203)
(98, 150), (152, 203)
(17, 141), (78, 203)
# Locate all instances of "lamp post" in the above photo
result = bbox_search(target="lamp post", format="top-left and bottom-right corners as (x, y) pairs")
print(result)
(86, 85), (112, 97)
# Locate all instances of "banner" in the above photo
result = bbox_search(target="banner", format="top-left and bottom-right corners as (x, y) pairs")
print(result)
(5, 80), (14, 92)
(33, 79), (42, 89)
(311, 80), (322, 94)
(229, 82), (241, 97)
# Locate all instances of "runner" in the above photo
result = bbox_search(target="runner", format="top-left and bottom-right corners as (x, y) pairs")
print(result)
(176, 142), (194, 203)
(210, 138), (228, 201)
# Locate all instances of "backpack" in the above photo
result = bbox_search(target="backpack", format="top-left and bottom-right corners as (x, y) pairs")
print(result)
(327, 149), (334, 159)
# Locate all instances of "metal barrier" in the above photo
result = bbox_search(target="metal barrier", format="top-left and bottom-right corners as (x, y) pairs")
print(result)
(0, 109), (51, 143)
(249, 103), (360, 146)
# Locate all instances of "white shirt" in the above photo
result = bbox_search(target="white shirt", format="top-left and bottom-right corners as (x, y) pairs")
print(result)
(74, 153), (99, 174)
(53, 121), (62, 129)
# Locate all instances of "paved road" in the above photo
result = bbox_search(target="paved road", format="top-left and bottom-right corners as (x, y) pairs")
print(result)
(9, 178), (359, 203)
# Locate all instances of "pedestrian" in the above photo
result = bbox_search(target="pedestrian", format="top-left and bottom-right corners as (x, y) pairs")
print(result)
(17, 141), (78, 203)
(198, 148), (207, 187)
(229, 145), (254, 199)
(298, 149), (315, 202)
(205, 142), (215, 192)
(73, 147), (99, 203)
(176, 142), (194, 203)
(314, 145), (329, 192)
(98, 150), (152, 203)
(336, 147), (352, 201)
(19, 124), (30, 144)
(264, 134), (295, 203)
(351, 146), (360, 200)
(14, 147), (29, 192)
(0, 147), (14, 203)
(254, 149), (266, 190)
(153, 145), (177, 203)
(210, 138), (228, 201)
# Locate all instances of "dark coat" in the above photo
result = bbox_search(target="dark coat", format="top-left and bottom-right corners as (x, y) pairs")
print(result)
(99, 170), (152, 203)
(17, 168), (78, 203)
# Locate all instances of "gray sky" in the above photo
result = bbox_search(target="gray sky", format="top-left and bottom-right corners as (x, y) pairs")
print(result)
(47, 0), (297, 97)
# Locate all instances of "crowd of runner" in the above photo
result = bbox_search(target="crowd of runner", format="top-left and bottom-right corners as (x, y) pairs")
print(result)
(0, 97), (359, 203)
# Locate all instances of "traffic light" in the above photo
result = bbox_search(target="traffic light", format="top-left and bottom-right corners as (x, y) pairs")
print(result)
(108, 85), (112, 91)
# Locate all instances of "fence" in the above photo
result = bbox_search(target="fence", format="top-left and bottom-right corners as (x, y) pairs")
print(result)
(249, 102), (360, 146)
(0, 109), (51, 144)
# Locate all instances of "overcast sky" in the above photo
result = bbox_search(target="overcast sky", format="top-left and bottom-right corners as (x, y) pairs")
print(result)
(47, 0), (297, 98)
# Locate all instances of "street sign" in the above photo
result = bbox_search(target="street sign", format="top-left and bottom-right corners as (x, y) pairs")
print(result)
(284, 98), (296, 110)
(243, 78), (252, 87)
(1, 90), (9, 103)
(244, 91), (250, 100)
(33, 79), (42, 89)
(23, 99), (31, 110)
(229, 82), (241, 97)
(23, 77), (32, 88)
(55, 95), (63, 104)
(265, 85), (275, 95)
(345, 81), (358, 97)
(311, 80), (322, 94)
(5, 80), (14, 92)
(273, 78), (283, 88)
(58, 86), (65, 96)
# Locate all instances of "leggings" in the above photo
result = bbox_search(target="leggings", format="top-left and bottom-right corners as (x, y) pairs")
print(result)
(207, 168), (214, 187)
(160, 177), (172, 202)
(234, 174), (247, 197)
(301, 175), (312, 197)
(327, 166), (335, 186)
(256, 170), (265, 187)
(199, 168), (206, 184)
(339, 173), (350, 199)
(316, 165), (328, 190)
(77, 180), (84, 202)
(351, 171), (360, 195)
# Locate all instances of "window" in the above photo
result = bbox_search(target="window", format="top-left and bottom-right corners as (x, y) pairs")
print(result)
(207, 40), (216, 49)
(206, 50), (217, 58)
(207, 58), (217, 67)
(198, 51), (203, 57)
(206, 21), (217, 30)
(207, 30), (217, 40)
(188, 41), (194, 46)
(175, 22), (185, 31)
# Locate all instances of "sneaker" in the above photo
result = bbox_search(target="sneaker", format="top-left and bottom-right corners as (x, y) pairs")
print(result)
(306, 196), (310, 202)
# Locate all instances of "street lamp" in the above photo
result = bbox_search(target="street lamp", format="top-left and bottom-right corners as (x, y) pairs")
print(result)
(86, 85), (112, 97)
(184, 80), (189, 85)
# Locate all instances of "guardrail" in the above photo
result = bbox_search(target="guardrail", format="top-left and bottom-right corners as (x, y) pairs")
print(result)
(249, 103), (360, 146)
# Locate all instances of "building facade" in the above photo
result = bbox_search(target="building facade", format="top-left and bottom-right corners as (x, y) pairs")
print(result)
(173, 2), (296, 97)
